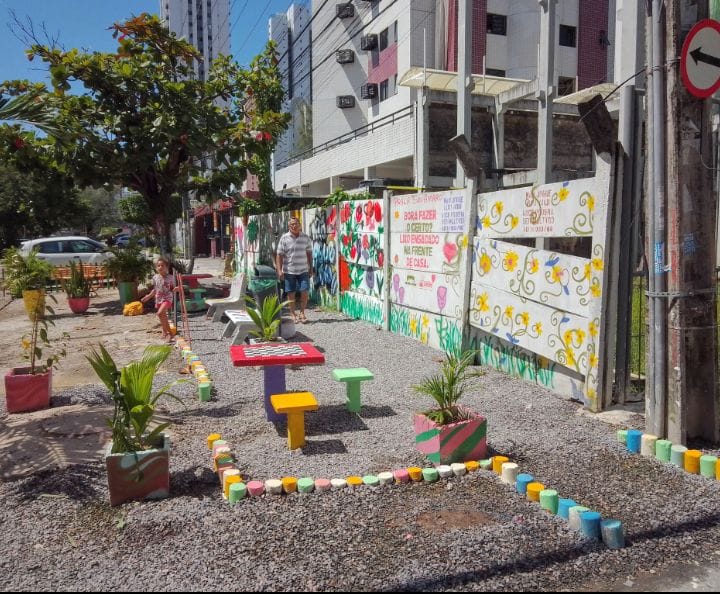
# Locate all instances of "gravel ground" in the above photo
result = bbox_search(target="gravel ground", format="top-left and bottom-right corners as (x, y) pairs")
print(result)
(2, 307), (720, 591)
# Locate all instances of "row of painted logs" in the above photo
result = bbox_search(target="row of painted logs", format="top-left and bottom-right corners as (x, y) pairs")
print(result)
(176, 337), (212, 401)
(619, 429), (720, 478)
(205, 433), (624, 549)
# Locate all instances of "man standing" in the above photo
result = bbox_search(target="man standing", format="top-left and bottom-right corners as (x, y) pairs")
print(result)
(276, 217), (313, 323)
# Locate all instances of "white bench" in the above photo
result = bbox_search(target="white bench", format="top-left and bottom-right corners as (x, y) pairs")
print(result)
(205, 273), (247, 322)
(221, 309), (256, 345)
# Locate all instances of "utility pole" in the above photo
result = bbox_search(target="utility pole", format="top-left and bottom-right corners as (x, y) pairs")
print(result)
(664, 0), (718, 443)
(455, 0), (473, 189)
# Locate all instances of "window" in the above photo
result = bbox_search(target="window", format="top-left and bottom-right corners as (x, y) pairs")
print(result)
(486, 14), (507, 36)
(485, 68), (506, 77)
(557, 76), (576, 96)
(379, 28), (388, 51)
(38, 241), (60, 254)
(559, 25), (576, 48)
(379, 79), (389, 101)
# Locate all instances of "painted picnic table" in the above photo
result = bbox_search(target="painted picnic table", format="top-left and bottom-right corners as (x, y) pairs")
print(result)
(230, 342), (325, 422)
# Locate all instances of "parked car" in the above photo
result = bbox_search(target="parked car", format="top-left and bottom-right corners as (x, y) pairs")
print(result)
(114, 234), (146, 248)
(19, 236), (112, 266)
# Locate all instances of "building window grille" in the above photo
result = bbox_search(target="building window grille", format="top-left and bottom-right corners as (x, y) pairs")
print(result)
(559, 25), (577, 48)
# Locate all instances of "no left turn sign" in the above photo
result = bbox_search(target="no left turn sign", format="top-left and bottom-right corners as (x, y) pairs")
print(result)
(681, 19), (720, 98)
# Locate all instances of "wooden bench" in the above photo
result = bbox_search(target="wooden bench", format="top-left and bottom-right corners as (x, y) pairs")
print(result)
(51, 264), (111, 296)
(270, 392), (318, 450)
(331, 368), (374, 413)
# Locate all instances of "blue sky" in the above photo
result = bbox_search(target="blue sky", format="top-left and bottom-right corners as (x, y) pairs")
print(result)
(0, 0), (292, 84)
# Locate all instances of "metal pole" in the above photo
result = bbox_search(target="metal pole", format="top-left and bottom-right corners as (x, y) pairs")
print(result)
(455, 0), (473, 188)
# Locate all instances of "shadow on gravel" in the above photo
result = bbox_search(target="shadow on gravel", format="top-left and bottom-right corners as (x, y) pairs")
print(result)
(300, 438), (347, 455)
(14, 464), (104, 502)
(357, 405), (397, 419)
(171, 466), (222, 499)
(304, 405), (369, 435)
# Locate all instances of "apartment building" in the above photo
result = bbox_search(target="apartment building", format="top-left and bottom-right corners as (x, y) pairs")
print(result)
(270, 2), (312, 167)
(272, 0), (634, 197)
(160, 0), (231, 81)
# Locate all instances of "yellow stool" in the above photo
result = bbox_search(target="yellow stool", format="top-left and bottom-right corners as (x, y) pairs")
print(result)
(270, 392), (318, 450)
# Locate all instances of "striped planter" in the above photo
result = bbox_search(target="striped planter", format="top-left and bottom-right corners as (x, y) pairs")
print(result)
(413, 408), (487, 465)
(105, 433), (170, 507)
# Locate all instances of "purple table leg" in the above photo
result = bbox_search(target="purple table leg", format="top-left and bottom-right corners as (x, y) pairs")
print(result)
(263, 364), (286, 422)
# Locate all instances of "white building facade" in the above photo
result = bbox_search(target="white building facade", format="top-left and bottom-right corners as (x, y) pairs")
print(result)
(272, 0), (631, 197)
(160, 0), (231, 81)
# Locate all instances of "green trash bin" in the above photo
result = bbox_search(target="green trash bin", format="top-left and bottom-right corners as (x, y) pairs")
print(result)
(248, 265), (280, 311)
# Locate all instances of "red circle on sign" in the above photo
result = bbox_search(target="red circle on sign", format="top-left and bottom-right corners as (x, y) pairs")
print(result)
(681, 19), (720, 98)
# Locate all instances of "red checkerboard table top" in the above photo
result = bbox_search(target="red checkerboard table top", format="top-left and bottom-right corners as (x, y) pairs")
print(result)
(230, 342), (325, 367)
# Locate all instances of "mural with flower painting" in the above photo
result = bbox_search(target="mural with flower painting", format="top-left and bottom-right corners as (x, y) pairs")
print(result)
(389, 190), (469, 353)
(472, 238), (604, 317)
(338, 197), (385, 309)
(471, 173), (613, 410)
(306, 206), (338, 308)
(389, 304), (462, 354)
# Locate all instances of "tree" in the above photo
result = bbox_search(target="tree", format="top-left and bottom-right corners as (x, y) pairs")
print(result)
(0, 130), (82, 250)
(19, 13), (288, 253)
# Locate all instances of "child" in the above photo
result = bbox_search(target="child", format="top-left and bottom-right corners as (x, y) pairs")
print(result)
(141, 257), (177, 343)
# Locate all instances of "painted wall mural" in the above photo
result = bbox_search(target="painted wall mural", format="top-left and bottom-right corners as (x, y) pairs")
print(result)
(338, 198), (385, 308)
(389, 190), (469, 354)
(245, 211), (292, 269)
(390, 304), (463, 354)
(472, 237), (603, 318)
(340, 291), (384, 326)
(477, 178), (603, 238)
(306, 206), (338, 308)
(470, 176), (611, 408)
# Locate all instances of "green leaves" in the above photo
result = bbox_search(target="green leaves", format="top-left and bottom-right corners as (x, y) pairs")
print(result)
(87, 343), (186, 454)
(245, 294), (288, 342)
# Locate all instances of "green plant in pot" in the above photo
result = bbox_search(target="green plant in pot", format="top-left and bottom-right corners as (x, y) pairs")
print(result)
(103, 245), (153, 305)
(2, 247), (53, 319)
(86, 343), (185, 506)
(61, 261), (93, 313)
(412, 350), (488, 465)
(244, 293), (290, 342)
(5, 294), (68, 413)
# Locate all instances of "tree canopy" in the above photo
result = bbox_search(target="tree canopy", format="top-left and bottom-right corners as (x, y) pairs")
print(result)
(13, 13), (287, 251)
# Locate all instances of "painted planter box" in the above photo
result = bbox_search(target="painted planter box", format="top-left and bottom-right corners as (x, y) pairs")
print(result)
(414, 408), (487, 465)
(105, 433), (170, 506)
(4, 367), (51, 413)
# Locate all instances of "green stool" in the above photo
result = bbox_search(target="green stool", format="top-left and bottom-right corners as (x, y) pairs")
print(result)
(331, 368), (374, 413)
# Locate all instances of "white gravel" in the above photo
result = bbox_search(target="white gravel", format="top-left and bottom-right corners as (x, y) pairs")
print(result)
(3, 307), (720, 591)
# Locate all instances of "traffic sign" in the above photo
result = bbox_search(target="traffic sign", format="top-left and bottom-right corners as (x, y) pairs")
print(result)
(681, 19), (720, 98)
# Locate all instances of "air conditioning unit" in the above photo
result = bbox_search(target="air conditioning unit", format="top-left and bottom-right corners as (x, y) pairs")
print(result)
(336, 95), (356, 108)
(360, 83), (378, 99)
(335, 49), (355, 64)
(360, 34), (378, 51)
(336, 2), (354, 18)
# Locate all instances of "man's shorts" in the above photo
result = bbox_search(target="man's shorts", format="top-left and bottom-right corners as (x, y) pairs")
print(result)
(284, 272), (310, 293)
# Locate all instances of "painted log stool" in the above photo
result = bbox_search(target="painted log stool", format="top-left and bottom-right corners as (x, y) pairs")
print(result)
(331, 368), (374, 413)
(270, 391), (318, 450)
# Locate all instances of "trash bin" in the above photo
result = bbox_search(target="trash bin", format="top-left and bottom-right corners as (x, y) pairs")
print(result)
(248, 264), (280, 310)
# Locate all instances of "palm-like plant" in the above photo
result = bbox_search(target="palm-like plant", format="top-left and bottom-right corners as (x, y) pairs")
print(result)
(244, 293), (289, 342)
(0, 92), (62, 137)
(412, 350), (484, 425)
(87, 344), (184, 454)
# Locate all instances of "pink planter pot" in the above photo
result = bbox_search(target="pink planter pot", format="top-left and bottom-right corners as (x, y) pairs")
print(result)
(4, 367), (52, 413)
(414, 408), (487, 466)
(68, 296), (91, 314)
(105, 433), (170, 506)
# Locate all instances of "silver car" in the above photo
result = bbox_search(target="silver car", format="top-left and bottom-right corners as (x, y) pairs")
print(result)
(19, 236), (112, 266)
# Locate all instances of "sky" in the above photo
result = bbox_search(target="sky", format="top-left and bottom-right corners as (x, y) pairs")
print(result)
(0, 0), (293, 85)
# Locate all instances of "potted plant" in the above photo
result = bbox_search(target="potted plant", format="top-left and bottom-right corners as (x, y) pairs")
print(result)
(86, 343), (184, 506)
(103, 245), (153, 305)
(4, 295), (68, 413)
(61, 261), (93, 313)
(412, 350), (488, 465)
(245, 294), (290, 343)
(2, 247), (53, 320)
